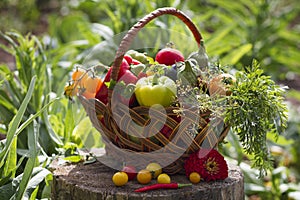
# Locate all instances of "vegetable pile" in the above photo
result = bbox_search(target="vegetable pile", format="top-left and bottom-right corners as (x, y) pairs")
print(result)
(65, 42), (288, 178)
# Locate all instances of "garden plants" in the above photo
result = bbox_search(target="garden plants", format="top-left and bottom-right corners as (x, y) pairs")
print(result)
(1, 0), (299, 199)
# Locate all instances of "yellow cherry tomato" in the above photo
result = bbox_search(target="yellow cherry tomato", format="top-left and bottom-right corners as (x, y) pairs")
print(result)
(112, 172), (128, 186)
(146, 162), (162, 179)
(157, 173), (171, 184)
(137, 169), (152, 184)
(189, 172), (201, 184)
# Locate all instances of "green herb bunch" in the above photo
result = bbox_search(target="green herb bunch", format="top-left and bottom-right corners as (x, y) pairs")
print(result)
(224, 60), (288, 177)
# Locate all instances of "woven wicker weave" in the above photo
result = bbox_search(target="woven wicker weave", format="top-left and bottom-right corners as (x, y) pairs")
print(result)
(78, 7), (230, 174)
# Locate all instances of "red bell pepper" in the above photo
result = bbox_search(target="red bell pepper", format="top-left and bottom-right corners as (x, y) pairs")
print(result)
(123, 55), (133, 64)
(95, 58), (138, 105)
(124, 54), (142, 65)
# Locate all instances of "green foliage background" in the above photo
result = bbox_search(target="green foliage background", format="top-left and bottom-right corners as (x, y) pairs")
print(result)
(0, 0), (300, 199)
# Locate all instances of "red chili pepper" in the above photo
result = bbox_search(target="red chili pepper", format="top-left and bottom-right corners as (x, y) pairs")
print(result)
(134, 183), (192, 192)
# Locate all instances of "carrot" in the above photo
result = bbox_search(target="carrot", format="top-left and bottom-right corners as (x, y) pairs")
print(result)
(134, 183), (192, 192)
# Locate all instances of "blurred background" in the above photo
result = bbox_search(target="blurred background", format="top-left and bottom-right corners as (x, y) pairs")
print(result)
(0, 0), (300, 199)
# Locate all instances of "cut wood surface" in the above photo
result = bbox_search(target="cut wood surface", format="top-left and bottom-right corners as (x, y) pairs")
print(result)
(51, 148), (244, 200)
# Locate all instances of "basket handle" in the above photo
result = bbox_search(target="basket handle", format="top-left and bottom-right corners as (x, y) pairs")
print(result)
(108, 7), (203, 102)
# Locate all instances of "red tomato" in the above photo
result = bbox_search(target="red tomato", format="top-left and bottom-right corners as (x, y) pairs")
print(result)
(122, 165), (137, 180)
(155, 48), (184, 66)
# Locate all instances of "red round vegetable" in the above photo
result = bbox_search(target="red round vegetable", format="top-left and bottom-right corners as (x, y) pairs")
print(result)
(121, 165), (137, 180)
(155, 48), (184, 66)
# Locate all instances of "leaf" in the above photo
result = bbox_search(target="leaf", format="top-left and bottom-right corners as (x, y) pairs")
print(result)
(0, 155), (26, 187)
(15, 98), (60, 137)
(29, 185), (39, 200)
(267, 132), (293, 146)
(221, 43), (253, 65)
(270, 46), (300, 73)
(91, 23), (114, 41)
(15, 120), (39, 200)
(206, 24), (236, 49)
(54, 14), (90, 43)
(2, 167), (52, 200)
(244, 183), (268, 194)
(64, 101), (75, 144)
(0, 76), (36, 168)
(24, 167), (52, 199)
(82, 40), (117, 66)
(72, 117), (103, 148)
(2, 137), (17, 178)
(40, 173), (52, 199)
(0, 182), (15, 200)
(42, 109), (64, 146)
(0, 90), (17, 114)
(102, 3), (122, 33)
(63, 155), (83, 163)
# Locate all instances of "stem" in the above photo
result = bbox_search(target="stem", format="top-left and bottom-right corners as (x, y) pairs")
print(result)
(152, 74), (159, 86)
(178, 183), (192, 188)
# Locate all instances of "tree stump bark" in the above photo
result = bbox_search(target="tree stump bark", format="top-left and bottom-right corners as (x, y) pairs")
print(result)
(51, 148), (244, 200)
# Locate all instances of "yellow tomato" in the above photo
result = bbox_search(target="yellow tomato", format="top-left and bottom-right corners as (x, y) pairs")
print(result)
(137, 169), (152, 184)
(112, 172), (128, 186)
(157, 173), (171, 184)
(146, 162), (162, 179)
(189, 172), (201, 184)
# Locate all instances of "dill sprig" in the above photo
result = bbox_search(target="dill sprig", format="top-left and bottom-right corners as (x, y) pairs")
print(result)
(224, 60), (288, 177)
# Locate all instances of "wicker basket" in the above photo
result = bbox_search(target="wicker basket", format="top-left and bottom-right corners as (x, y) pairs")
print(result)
(78, 7), (230, 174)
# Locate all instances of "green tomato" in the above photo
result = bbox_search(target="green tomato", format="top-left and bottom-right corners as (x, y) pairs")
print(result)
(135, 75), (176, 107)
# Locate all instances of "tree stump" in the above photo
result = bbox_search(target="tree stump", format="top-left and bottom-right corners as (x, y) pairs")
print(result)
(51, 148), (244, 200)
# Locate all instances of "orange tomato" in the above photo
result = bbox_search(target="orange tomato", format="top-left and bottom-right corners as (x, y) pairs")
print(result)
(81, 90), (95, 99)
(72, 68), (88, 87)
(84, 76), (103, 93)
